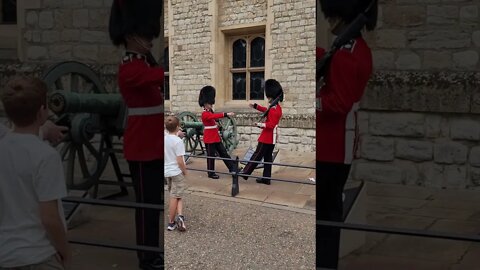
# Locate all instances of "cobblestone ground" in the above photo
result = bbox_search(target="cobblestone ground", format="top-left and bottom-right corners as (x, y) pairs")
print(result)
(164, 192), (315, 270)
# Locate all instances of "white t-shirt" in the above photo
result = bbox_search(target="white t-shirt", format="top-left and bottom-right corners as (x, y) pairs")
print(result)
(164, 133), (185, 177)
(0, 133), (67, 268)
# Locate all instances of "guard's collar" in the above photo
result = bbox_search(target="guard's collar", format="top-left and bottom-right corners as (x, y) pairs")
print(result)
(122, 51), (149, 65)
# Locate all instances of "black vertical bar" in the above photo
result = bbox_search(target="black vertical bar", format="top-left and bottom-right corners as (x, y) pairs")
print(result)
(231, 156), (240, 197)
(105, 135), (128, 196)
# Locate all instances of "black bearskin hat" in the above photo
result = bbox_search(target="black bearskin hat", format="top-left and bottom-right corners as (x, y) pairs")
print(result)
(198, 86), (216, 107)
(264, 79), (284, 102)
(319, 0), (378, 31)
(109, 0), (163, 46)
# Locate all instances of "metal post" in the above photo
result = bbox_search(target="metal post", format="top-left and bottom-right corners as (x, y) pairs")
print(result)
(231, 156), (240, 197)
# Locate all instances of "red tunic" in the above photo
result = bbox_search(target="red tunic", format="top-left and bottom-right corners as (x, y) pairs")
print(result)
(255, 104), (282, 144)
(201, 109), (226, 144)
(118, 56), (164, 161)
(316, 37), (372, 164)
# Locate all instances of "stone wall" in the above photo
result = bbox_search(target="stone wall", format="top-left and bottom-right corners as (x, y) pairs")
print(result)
(168, 0), (214, 110)
(353, 111), (480, 189)
(351, 0), (480, 189)
(22, 0), (121, 64)
(368, 0), (480, 71)
(270, 0), (316, 116)
(235, 113), (315, 152)
(218, 0), (267, 28)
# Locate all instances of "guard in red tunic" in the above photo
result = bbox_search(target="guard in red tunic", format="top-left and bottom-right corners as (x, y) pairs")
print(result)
(109, 1), (164, 269)
(198, 86), (236, 179)
(316, 0), (377, 269)
(241, 79), (283, 185)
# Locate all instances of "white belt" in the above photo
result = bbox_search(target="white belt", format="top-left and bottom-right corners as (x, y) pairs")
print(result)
(204, 125), (218, 130)
(128, 105), (163, 116)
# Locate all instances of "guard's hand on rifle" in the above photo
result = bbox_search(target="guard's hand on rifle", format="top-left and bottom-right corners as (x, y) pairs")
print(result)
(248, 103), (254, 109)
(253, 122), (264, 128)
(227, 112), (235, 117)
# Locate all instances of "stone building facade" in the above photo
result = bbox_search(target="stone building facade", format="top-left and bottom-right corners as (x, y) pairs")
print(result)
(321, 0), (480, 189)
(165, 0), (316, 152)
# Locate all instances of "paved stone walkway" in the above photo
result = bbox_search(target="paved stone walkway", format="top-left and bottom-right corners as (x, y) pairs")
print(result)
(184, 147), (316, 211)
(339, 183), (480, 270)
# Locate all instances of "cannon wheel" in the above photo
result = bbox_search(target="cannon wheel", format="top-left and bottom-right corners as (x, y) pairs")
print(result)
(42, 61), (110, 190)
(219, 115), (238, 155)
(178, 111), (202, 155)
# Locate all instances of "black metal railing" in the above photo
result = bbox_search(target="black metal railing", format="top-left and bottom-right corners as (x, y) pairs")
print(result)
(184, 154), (315, 197)
(61, 196), (164, 263)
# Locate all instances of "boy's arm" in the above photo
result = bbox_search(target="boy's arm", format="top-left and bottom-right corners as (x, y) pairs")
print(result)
(175, 139), (187, 175)
(35, 151), (69, 265)
(176, 155), (187, 175)
(39, 200), (71, 266)
(0, 123), (8, 139)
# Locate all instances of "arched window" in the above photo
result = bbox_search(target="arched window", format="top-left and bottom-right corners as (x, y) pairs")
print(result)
(164, 46), (170, 100)
(230, 35), (265, 101)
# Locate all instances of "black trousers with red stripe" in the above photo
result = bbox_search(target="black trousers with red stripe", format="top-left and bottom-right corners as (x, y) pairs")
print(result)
(242, 142), (275, 179)
(205, 142), (235, 175)
(128, 160), (163, 264)
(316, 161), (351, 269)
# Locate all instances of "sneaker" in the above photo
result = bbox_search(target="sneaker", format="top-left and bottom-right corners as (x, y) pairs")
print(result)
(167, 222), (177, 231)
(177, 215), (186, 232)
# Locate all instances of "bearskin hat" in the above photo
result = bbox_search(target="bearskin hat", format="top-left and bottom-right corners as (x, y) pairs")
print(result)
(198, 86), (216, 107)
(109, 0), (163, 46)
(264, 79), (284, 102)
(319, 0), (378, 31)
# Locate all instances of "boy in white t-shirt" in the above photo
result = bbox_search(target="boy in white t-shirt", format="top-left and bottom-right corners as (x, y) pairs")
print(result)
(0, 76), (71, 269)
(164, 115), (188, 232)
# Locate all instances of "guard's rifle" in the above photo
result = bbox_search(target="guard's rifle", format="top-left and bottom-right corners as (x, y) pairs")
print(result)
(258, 93), (283, 123)
(316, 0), (375, 110)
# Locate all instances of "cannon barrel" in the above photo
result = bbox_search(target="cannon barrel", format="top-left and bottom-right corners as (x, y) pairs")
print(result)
(180, 121), (205, 130)
(49, 91), (123, 116)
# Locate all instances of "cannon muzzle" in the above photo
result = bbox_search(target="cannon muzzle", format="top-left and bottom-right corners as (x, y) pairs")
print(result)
(49, 91), (123, 116)
(180, 121), (205, 130)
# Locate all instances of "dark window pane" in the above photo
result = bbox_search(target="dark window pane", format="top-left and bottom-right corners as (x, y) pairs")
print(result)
(232, 73), (246, 100)
(250, 37), (265, 67)
(232, 39), (246, 68)
(164, 75), (170, 100)
(250, 72), (264, 100)
(2, 0), (16, 24)
(164, 47), (169, 72)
